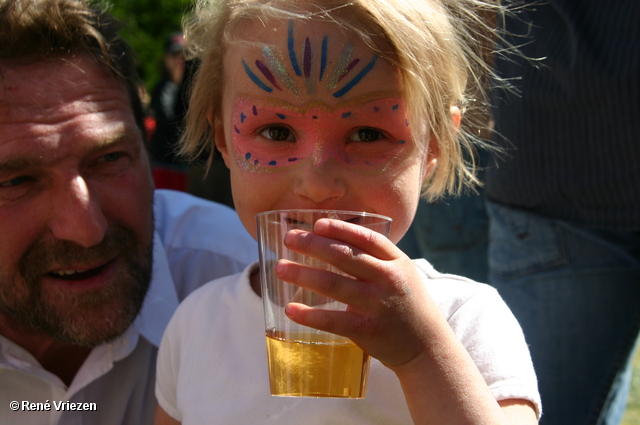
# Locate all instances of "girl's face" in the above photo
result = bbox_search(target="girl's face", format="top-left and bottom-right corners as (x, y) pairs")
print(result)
(216, 18), (436, 243)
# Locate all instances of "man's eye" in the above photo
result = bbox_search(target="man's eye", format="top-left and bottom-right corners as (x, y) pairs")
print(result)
(0, 176), (31, 187)
(260, 126), (295, 141)
(349, 128), (384, 143)
(103, 152), (123, 162)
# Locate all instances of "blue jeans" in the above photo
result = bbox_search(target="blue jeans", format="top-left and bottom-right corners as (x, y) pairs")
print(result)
(486, 201), (640, 425)
(398, 193), (489, 283)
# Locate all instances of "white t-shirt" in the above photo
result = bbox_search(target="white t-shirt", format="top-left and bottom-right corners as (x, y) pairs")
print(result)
(0, 190), (258, 425)
(156, 259), (542, 424)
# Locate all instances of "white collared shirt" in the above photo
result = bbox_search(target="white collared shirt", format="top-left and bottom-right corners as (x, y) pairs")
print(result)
(0, 190), (258, 425)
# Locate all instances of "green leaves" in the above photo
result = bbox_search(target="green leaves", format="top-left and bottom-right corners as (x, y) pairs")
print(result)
(106, 0), (192, 91)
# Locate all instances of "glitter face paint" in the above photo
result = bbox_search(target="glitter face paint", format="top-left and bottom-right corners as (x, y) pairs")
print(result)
(229, 20), (418, 178)
(243, 21), (379, 99)
(230, 93), (413, 176)
(220, 18), (428, 243)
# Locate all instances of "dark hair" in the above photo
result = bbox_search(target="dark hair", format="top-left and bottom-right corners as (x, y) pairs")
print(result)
(0, 0), (146, 133)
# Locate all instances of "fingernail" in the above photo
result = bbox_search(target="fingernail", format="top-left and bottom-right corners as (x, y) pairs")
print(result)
(314, 218), (329, 232)
(284, 304), (295, 318)
(283, 230), (295, 246)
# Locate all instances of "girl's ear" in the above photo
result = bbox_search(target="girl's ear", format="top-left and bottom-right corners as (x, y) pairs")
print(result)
(210, 113), (231, 168)
(451, 105), (462, 130)
(423, 106), (461, 180)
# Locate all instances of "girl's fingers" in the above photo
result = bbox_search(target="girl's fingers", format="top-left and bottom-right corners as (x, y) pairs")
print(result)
(283, 219), (403, 283)
(314, 218), (397, 260)
(275, 259), (374, 311)
(284, 302), (368, 338)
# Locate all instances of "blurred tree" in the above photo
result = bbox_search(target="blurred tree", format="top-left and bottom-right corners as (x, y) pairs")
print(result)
(105, 0), (192, 92)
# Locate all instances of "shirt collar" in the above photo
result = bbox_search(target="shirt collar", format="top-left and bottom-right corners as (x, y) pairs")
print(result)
(0, 232), (178, 394)
(132, 231), (179, 347)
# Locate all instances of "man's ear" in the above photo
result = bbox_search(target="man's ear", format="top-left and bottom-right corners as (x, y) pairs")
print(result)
(210, 113), (231, 168)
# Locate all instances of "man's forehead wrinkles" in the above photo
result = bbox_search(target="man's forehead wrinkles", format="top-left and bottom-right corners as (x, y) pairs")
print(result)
(1, 65), (122, 115)
(0, 119), (131, 161)
(1, 54), (112, 84)
(6, 88), (120, 111)
(0, 95), (131, 133)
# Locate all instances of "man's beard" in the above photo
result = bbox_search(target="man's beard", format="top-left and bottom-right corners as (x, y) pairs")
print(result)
(0, 225), (153, 347)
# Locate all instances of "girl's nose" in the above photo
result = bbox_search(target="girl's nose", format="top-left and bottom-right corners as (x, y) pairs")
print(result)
(293, 152), (347, 205)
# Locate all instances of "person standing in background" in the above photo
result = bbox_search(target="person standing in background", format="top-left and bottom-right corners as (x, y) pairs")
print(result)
(150, 32), (189, 191)
(397, 150), (490, 284)
(486, 1), (640, 424)
(398, 6), (496, 285)
(179, 58), (236, 208)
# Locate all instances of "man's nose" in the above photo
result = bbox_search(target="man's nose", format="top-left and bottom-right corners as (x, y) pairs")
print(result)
(47, 175), (108, 248)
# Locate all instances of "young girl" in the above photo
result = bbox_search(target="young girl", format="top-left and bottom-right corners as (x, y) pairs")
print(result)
(155, 1), (541, 424)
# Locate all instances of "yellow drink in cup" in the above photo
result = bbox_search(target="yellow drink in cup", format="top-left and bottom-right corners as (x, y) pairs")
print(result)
(256, 209), (391, 398)
(266, 329), (370, 398)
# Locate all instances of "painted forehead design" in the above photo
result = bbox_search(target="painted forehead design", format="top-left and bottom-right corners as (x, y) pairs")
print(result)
(242, 20), (379, 98)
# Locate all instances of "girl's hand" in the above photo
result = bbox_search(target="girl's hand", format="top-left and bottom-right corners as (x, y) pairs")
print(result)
(275, 217), (539, 424)
(274, 217), (433, 369)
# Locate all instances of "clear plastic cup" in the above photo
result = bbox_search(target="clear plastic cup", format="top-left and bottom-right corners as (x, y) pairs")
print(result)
(256, 209), (392, 398)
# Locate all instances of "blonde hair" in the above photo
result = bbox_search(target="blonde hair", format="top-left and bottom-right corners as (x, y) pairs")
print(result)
(181, 0), (504, 200)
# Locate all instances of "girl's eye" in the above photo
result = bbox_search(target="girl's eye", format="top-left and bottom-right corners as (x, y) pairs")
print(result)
(349, 128), (384, 143)
(260, 126), (295, 141)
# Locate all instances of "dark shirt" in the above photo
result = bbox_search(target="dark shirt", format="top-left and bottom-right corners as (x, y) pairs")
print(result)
(487, 0), (640, 230)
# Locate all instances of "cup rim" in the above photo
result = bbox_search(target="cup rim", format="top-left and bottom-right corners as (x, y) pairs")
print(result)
(255, 209), (392, 222)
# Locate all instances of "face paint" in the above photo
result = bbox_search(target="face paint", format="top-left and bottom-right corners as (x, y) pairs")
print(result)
(242, 20), (379, 99)
(222, 17), (428, 244)
(230, 93), (413, 176)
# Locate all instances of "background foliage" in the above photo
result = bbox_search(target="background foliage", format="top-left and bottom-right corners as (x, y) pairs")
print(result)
(622, 348), (640, 425)
(104, 0), (192, 93)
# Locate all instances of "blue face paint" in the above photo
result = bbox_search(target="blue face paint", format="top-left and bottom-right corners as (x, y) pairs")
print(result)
(241, 20), (379, 98)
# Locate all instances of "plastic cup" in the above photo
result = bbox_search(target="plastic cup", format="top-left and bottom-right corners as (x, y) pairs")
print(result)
(256, 209), (392, 398)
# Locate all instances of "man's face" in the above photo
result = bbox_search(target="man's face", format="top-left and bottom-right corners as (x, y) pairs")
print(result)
(0, 55), (155, 347)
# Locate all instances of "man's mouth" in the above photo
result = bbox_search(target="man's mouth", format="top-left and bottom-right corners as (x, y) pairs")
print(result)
(48, 263), (110, 281)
